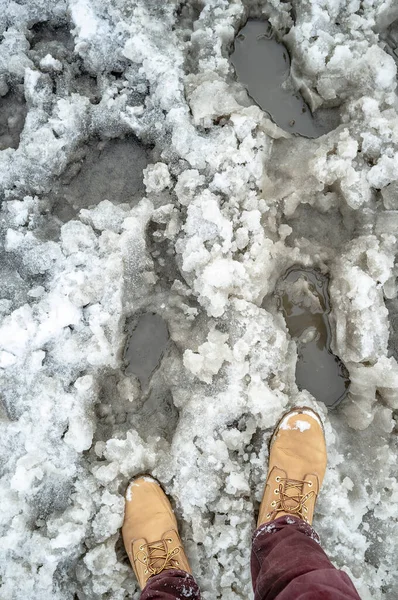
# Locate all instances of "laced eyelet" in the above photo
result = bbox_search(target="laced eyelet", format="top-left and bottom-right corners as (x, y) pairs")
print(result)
(176, 561), (179, 565)
(304, 507), (308, 512)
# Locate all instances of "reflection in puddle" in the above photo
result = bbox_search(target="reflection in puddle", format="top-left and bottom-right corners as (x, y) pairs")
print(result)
(124, 312), (170, 388)
(230, 19), (338, 138)
(276, 267), (349, 408)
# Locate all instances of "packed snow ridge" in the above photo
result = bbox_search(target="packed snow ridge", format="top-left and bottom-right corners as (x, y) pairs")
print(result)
(1, 1), (398, 599)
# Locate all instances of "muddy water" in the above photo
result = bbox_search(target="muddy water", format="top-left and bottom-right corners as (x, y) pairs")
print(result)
(230, 20), (338, 138)
(276, 267), (349, 408)
(124, 312), (170, 388)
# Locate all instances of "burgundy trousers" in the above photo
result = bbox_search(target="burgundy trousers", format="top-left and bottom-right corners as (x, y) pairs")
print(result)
(140, 516), (361, 599)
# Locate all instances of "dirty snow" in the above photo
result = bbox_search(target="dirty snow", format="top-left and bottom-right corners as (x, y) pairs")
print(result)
(1, 1), (398, 600)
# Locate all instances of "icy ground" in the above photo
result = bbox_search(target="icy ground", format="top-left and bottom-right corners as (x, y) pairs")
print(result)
(1, 1), (398, 599)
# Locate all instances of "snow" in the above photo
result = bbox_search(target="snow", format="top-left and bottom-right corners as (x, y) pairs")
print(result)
(125, 476), (160, 501)
(279, 411), (318, 432)
(295, 420), (311, 432)
(0, 1), (398, 600)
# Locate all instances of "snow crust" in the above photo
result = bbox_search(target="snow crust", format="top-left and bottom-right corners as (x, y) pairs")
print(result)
(1, 1), (398, 599)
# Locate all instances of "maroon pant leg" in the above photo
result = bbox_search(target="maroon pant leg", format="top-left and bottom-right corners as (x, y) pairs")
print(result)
(140, 569), (201, 600)
(251, 516), (361, 600)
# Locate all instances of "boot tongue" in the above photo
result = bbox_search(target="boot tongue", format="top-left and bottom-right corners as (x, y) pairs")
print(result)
(151, 557), (166, 571)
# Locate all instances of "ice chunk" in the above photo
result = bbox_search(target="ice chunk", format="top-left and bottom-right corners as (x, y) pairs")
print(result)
(183, 329), (232, 384)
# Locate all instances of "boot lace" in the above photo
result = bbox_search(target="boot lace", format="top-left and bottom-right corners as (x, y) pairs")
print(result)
(270, 477), (316, 521)
(136, 537), (181, 576)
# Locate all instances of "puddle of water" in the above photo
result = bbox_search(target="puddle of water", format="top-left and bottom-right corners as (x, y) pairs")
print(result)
(138, 388), (179, 443)
(385, 297), (398, 360)
(30, 22), (74, 50)
(0, 88), (27, 150)
(124, 312), (170, 388)
(276, 267), (350, 408)
(51, 137), (149, 221)
(230, 19), (337, 138)
(380, 18), (398, 66)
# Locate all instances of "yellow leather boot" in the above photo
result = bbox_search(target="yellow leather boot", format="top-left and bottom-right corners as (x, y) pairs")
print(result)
(122, 476), (192, 589)
(258, 407), (327, 526)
